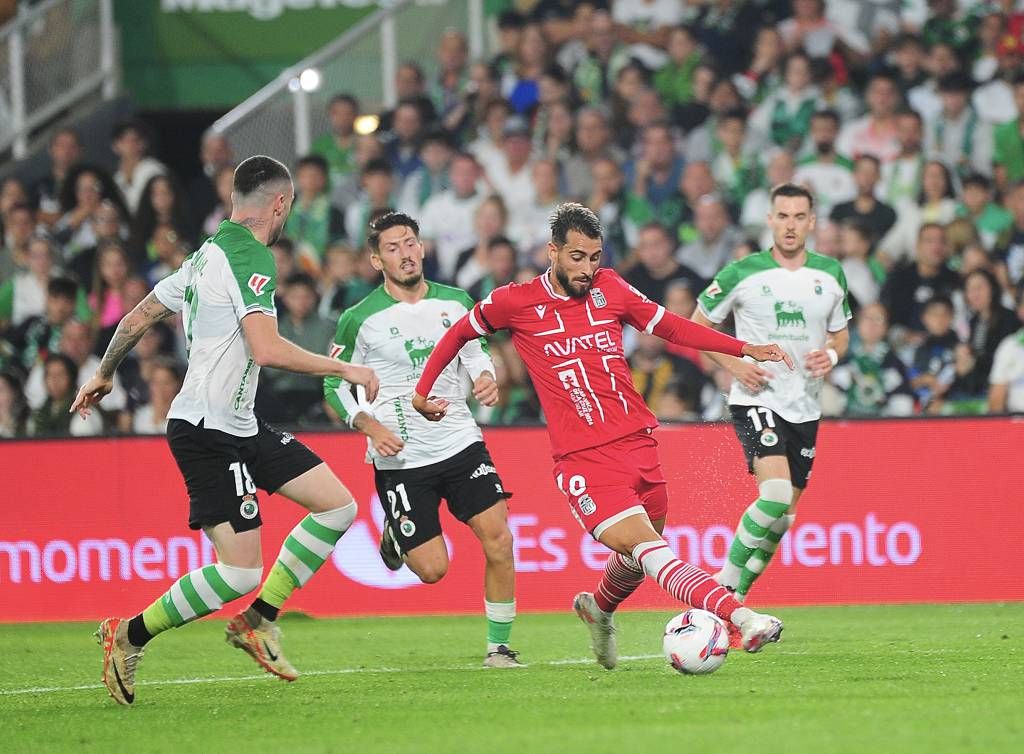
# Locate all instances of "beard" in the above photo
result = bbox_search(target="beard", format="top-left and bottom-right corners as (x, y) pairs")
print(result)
(554, 265), (592, 299)
(391, 269), (423, 289)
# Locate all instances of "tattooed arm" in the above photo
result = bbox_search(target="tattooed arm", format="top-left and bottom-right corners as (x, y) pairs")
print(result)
(71, 292), (175, 418)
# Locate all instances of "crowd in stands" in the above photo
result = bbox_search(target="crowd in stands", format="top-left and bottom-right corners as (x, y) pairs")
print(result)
(4, 0), (1024, 439)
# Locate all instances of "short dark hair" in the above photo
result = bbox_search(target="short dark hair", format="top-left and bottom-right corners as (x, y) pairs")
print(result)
(488, 235), (516, 253)
(362, 157), (393, 177)
(284, 272), (318, 293)
(854, 153), (882, 171)
(398, 61), (425, 83)
(497, 10), (525, 30)
(50, 127), (80, 146)
(550, 202), (602, 246)
(329, 93), (360, 111)
(367, 211), (420, 253)
(840, 217), (874, 243)
(811, 108), (840, 126)
(271, 236), (295, 256)
(962, 172), (992, 191)
(233, 155), (291, 198)
(719, 107), (748, 125)
(897, 108), (923, 124)
(47, 277), (78, 301)
(296, 154), (329, 174)
(770, 183), (815, 210)
(44, 352), (78, 386)
(923, 295), (954, 313)
(111, 118), (149, 143)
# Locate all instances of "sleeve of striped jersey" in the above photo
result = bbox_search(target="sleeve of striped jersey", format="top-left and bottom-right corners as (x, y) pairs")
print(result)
(323, 310), (364, 426)
(152, 260), (188, 313)
(467, 284), (514, 336)
(828, 266), (853, 331)
(605, 269), (667, 334)
(697, 264), (740, 324)
(225, 243), (276, 319)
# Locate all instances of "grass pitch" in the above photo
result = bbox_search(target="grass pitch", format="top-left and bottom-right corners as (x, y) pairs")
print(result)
(1, 604), (1021, 754)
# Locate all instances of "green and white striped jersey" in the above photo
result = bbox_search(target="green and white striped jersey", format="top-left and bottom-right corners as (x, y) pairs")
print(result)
(324, 282), (493, 470)
(153, 221), (277, 437)
(698, 250), (851, 423)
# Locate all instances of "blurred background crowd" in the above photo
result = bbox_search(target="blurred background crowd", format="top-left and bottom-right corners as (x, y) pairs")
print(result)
(3, 0), (1024, 439)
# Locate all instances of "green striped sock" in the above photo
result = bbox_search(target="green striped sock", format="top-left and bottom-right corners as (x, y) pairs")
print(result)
(485, 599), (515, 649)
(719, 497), (790, 589)
(737, 514), (795, 599)
(141, 563), (258, 637)
(258, 507), (352, 609)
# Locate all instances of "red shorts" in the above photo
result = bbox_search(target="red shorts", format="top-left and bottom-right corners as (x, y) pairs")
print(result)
(553, 430), (668, 538)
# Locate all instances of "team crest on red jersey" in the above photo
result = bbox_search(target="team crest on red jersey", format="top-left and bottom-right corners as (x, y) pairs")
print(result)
(590, 288), (607, 308)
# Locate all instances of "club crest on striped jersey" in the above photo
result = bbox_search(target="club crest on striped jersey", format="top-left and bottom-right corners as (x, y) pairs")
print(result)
(590, 288), (607, 308)
(247, 273), (270, 296)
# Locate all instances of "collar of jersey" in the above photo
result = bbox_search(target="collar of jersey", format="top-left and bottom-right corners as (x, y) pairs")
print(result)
(539, 269), (569, 301)
(379, 279), (432, 304)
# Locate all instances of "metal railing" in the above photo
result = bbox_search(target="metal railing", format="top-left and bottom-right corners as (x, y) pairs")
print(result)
(211, 0), (487, 167)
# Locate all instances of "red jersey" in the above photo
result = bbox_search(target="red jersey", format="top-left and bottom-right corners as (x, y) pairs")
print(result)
(416, 268), (747, 459)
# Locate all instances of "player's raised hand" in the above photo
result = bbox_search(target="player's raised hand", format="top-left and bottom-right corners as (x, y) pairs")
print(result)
(472, 371), (499, 407)
(742, 343), (794, 370)
(728, 359), (773, 392)
(412, 392), (450, 421)
(342, 364), (380, 402)
(70, 373), (113, 419)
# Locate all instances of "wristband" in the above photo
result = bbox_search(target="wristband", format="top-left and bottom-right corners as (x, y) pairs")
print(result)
(826, 348), (839, 367)
(347, 402), (375, 429)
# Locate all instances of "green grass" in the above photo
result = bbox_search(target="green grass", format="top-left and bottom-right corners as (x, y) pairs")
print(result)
(1, 604), (1021, 753)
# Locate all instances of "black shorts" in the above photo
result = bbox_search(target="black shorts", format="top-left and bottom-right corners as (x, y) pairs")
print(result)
(374, 441), (510, 551)
(729, 405), (819, 489)
(167, 418), (323, 533)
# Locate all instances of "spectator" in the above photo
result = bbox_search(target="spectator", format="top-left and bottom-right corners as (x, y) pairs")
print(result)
(973, 9), (1005, 84)
(612, 0), (681, 53)
(442, 61), (501, 143)
(467, 235), (518, 302)
(110, 119), (167, 215)
(926, 73), (993, 178)
(270, 237), (296, 314)
(318, 243), (373, 321)
(732, 25), (785, 105)
(778, 0), (840, 58)
(661, 279), (703, 364)
(908, 295), (960, 411)
(55, 164), (128, 260)
(830, 155), (898, 244)
(432, 29), (469, 119)
(711, 108), (764, 210)
(563, 106), (625, 201)
(690, 0), (763, 75)
(384, 99), (426, 182)
(880, 110), (927, 208)
(993, 73), (1024, 192)
(33, 127), (82, 228)
(0, 370), (28, 438)
(958, 173), (1012, 252)
(908, 40), (962, 121)
(624, 123), (685, 231)
(380, 62), (438, 133)
(344, 159), (396, 248)
(838, 218), (886, 310)
(186, 130), (234, 237)
(419, 152), (485, 282)
(675, 61), (717, 132)
(484, 116), (536, 228)
(508, 158), (563, 264)
(921, 0), (976, 60)
(311, 93), (360, 191)
(892, 33), (929, 98)
(455, 195), (509, 292)
(586, 156), (629, 266)
(958, 268), (1021, 396)
(8, 277), (79, 373)
(623, 88), (669, 152)
(676, 194), (744, 282)
(0, 177), (29, 228)
(535, 98), (575, 162)
(974, 34), (1022, 127)
(684, 75), (753, 163)
(332, 133), (385, 211)
(623, 222), (702, 306)
(750, 52), (821, 152)
(836, 71), (901, 163)
(260, 273), (335, 422)
(0, 237), (59, 331)
(608, 62), (651, 149)
(653, 25), (702, 110)
(129, 357), (182, 435)
(0, 203), (35, 281)
(881, 223), (960, 343)
(201, 165), (235, 238)
(28, 353), (101, 437)
(629, 332), (706, 414)
(811, 54), (863, 124)
(793, 109), (856, 220)
(129, 173), (193, 272)
(88, 241), (133, 332)
(987, 289), (1024, 413)
(397, 128), (455, 217)
(504, 23), (549, 114)
(995, 179), (1024, 292)
(879, 159), (958, 265)
(740, 149), (796, 249)
(467, 98), (512, 178)
(94, 275), (148, 359)
(284, 155), (344, 273)
(829, 302), (915, 417)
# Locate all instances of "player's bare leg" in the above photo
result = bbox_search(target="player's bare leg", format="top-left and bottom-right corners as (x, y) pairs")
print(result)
(574, 517), (665, 670)
(229, 463), (357, 681)
(469, 501), (523, 667)
(600, 513), (783, 653)
(98, 525), (264, 704)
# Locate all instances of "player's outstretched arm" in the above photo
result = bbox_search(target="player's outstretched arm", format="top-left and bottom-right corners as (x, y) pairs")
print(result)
(689, 308), (783, 391)
(71, 292), (175, 418)
(242, 312), (379, 400)
(412, 314), (482, 421)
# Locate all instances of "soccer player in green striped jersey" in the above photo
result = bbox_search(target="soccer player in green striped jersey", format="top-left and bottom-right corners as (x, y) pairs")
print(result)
(692, 183), (851, 606)
(72, 156), (379, 704)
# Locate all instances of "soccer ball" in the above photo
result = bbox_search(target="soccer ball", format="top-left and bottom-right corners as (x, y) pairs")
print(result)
(663, 609), (730, 675)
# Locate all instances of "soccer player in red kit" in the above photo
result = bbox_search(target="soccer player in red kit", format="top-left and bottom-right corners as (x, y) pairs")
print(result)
(412, 204), (792, 668)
